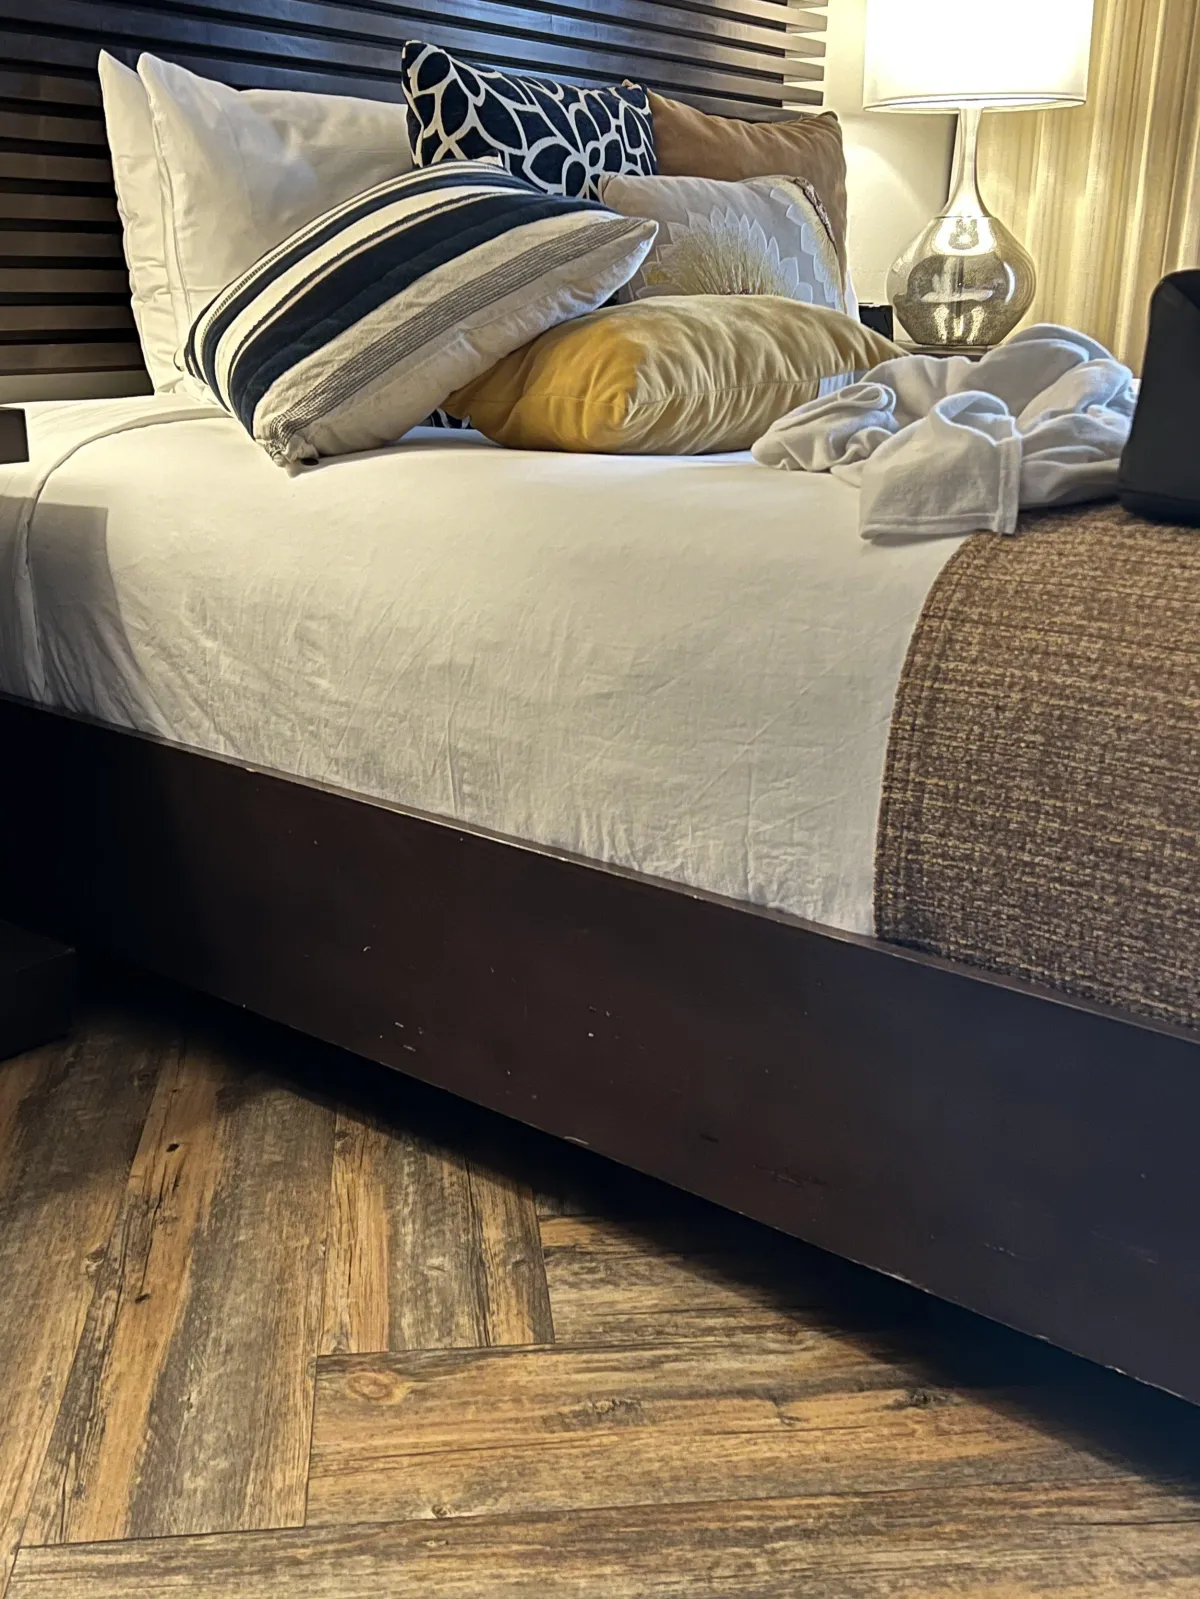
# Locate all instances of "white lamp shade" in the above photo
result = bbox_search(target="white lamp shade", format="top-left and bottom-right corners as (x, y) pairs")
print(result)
(863, 0), (1095, 110)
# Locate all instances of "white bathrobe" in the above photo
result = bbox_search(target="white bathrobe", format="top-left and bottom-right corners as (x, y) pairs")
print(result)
(751, 324), (1137, 539)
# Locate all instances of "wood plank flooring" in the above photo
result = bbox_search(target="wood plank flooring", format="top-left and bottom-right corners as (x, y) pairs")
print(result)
(0, 1009), (162, 1596)
(3, 975), (1200, 1596)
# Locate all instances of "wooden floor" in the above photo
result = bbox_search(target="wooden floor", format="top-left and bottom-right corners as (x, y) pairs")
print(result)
(3, 980), (1200, 1597)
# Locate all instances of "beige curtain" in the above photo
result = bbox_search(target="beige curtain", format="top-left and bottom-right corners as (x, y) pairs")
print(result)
(978, 0), (1200, 368)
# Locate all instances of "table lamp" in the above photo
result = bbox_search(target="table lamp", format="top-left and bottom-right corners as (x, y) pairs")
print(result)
(863, 0), (1094, 351)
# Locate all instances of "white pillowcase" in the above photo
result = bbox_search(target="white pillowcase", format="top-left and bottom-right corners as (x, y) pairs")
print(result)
(139, 56), (413, 364)
(98, 52), (414, 390)
(97, 53), (181, 392)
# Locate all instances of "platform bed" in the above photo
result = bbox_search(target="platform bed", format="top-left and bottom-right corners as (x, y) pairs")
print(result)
(3, 692), (1200, 1406)
(5, 0), (1200, 1412)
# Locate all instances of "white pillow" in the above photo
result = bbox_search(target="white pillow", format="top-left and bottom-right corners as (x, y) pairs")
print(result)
(97, 53), (181, 392)
(137, 54), (413, 382)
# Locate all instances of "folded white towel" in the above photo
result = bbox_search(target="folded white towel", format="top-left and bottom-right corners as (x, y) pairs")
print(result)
(751, 324), (1138, 539)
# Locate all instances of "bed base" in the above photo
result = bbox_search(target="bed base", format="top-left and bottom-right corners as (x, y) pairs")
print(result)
(2, 692), (1199, 1403)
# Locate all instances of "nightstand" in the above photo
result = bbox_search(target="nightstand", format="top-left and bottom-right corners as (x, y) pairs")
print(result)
(0, 923), (76, 1060)
(897, 342), (993, 362)
(0, 406), (28, 465)
(0, 405), (77, 1059)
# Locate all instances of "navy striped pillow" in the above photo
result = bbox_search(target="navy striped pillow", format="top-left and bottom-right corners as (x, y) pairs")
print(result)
(185, 160), (656, 465)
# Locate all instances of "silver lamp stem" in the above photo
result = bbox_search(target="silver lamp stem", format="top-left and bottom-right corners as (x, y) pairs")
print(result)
(946, 105), (986, 220)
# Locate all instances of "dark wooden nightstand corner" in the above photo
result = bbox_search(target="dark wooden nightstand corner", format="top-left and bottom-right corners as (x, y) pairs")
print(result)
(1, 406), (76, 1060)
(896, 341), (994, 361)
(0, 921), (76, 1061)
(0, 407), (28, 466)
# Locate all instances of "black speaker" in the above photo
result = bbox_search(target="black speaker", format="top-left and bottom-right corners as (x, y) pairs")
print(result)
(1118, 270), (1200, 525)
(859, 303), (895, 341)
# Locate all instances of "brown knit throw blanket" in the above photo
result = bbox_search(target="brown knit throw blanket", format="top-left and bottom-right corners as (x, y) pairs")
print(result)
(877, 502), (1200, 1032)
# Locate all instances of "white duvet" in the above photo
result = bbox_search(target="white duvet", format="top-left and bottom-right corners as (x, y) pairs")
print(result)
(0, 398), (965, 935)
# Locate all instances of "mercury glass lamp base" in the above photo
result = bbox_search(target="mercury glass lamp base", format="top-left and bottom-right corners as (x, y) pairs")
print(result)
(888, 106), (1036, 351)
(888, 212), (1036, 349)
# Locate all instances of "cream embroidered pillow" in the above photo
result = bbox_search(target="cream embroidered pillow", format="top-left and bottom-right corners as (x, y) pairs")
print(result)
(598, 172), (846, 313)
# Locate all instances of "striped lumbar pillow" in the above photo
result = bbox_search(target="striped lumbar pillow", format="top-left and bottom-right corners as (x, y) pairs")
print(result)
(184, 160), (657, 465)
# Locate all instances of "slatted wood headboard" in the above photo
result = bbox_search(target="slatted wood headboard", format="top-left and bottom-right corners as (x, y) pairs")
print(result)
(0, 0), (828, 400)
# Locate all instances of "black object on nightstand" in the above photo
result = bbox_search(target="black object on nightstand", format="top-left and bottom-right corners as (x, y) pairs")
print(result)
(859, 304), (895, 341)
(0, 405), (77, 1059)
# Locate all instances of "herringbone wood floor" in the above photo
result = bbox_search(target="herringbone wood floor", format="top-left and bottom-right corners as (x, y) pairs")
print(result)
(3, 977), (1200, 1598)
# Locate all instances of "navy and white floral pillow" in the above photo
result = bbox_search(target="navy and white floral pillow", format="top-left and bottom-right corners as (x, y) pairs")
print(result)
(400, 43), (657, 200)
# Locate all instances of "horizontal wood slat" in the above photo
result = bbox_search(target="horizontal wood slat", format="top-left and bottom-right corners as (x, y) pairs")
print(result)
(0, 306), (132, 336)
(0, 190), (122, 225)
(0, 110), (109, 149)
(32, 0), (826, 54)
(1, 266), (129, 292)
(0, 67), (101, 111)
(4, 18), (819, 110)
(86, 49), (824, 112)
(63, 0), (825, 63)
(0, 0), (826, 396)
(0, 152), (116, 187)
(0, 338), (145, 374)
(0, 230), (125, 260)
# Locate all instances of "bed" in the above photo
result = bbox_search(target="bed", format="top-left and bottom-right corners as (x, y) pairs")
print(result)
(1, 396), (962, 934)
(4, 0), (1200, 1410)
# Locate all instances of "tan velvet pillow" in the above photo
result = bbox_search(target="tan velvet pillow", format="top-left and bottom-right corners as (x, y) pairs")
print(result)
(643, 92), (848, 278)
(445, 295), (900, 456)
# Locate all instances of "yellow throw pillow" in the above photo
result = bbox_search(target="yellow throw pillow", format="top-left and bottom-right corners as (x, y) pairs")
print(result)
(446, 296), (901, 455)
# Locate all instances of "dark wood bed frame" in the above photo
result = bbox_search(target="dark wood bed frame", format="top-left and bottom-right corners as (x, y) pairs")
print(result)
(4, 697), (1200, 1409)
(5, 0), (1200, 1410)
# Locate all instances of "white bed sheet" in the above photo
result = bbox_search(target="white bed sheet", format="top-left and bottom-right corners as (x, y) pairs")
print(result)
(0, 397), (965, 935)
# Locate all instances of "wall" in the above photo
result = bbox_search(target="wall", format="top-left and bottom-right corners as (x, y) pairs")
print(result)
(821, 0), (956, 305)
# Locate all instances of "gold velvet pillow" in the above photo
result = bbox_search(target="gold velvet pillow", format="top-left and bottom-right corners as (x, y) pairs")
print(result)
(642, 92), (849, 277)
(445, 296), (900, 455)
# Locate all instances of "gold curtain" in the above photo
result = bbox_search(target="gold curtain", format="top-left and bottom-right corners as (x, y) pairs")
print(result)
(978, 0), (1200, 368)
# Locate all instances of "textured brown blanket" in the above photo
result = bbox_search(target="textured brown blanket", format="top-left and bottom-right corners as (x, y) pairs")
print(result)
(877, 502), (1200, 1031)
